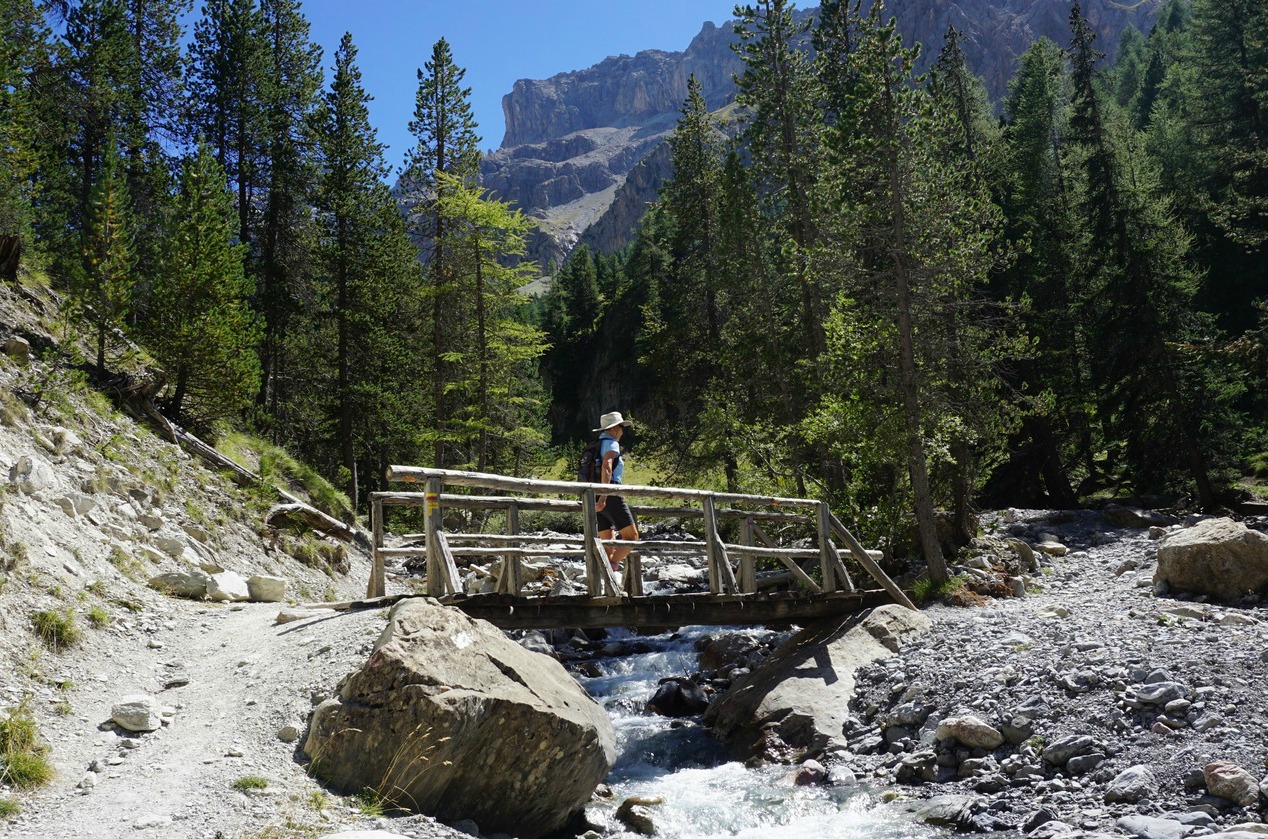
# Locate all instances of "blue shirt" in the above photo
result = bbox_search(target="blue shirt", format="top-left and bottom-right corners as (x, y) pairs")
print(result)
(599, 434), (623, 485)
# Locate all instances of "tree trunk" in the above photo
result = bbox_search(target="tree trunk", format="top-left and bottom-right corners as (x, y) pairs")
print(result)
(475, 237), (489, 473)
(1033, 416), (1078, 508)
(952, 439), (974, 544)
(432, 212), (446, 468)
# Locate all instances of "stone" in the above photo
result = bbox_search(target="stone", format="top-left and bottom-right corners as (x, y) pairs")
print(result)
(111, 695), (161, 732)
(138, 511), (163, 531)
(147, 570), (209, 599)
(1150, 526), (1169, 539)
(315, 833), (412, 839)
(132, 814), (173, 830)
(1066, 753), (1106, 775)
(3, 335), (31, 361)
(1104, 505), (1171, 528)
(153, 535), (187, 558)
(1116, 815), (1194, 839)
(794, 759), (827, 785)
(1215, 613), (1259, 626)
(247, 574), (286, 603)
(1037, 604), (1070, 619)
(936, 715), (1004, 749)
(1156, 518), (1268, 601)
(1042, 735), (1098, 766)
(277, 723), (301, 743)
(1222, 825), (1268, 835)
(9, 455), (54, 495)
(615, 798), (658, 835)
(1030, 823), (1077, 839)
(304, 599), (615, 839)
(450, 820), (480, 836)
(704, 605), (931, 763)
(647, 678), (708, 717)
(206, 571), (250, 602)
(1034, 541), (1069, 557)
(275, 608), (327, 625)
(915, 795), (979, 828)
(1105, 765), (1157, 803)
(1133, 682), (1188, 705)
(1203, 761), (1260, 808)
(896, 750), (937, 783)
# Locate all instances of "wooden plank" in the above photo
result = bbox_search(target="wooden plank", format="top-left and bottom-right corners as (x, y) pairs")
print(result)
(445, 590), (890, 630)
(594, 537), (622, 597)
(424, 477), (443, 598)
(701, 496), (721, 594)
(827, 511), (917, 611)
(505, 502), (521, 595)
(625, 553), (644, 597)
(386, 466), (820, 509)
(374, 492), (811, 523)
(753, 523), (822, 594)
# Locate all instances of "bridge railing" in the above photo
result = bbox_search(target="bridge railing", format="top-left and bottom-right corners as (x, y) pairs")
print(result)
(366, 466), (914, 610)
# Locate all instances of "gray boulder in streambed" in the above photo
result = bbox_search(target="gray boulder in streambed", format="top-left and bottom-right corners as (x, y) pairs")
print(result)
(704, 604), (930, 762)
(304, 598), (615, 839)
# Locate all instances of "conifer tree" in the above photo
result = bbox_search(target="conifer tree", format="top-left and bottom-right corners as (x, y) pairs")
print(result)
(151, 143), (260, 425)
(403, 37), (481, 467)
(78, 140), (134, 369)
(0, 0), (49, 278)
(314, 33), (423, 505)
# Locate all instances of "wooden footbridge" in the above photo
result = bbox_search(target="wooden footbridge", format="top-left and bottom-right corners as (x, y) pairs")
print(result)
(359, 466), (916, 630)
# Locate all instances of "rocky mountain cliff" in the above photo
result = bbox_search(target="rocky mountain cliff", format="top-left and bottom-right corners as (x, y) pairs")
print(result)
(482, 0), (1161, 270)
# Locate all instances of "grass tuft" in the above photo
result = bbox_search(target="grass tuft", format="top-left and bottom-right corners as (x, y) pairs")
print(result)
(218, 431), (354, 523)
(86, 606), (111, 628)
(0, 704), (53, 790)
(0, 797), (18, 817)
(232, 775), (269, 792)
(31, 609), (81, 652)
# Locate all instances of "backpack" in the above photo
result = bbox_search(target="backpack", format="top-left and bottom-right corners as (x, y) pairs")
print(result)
(577, 439), (602, 483)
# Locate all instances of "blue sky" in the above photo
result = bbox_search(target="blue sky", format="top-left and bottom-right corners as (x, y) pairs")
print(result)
(294, 0), (741, 169)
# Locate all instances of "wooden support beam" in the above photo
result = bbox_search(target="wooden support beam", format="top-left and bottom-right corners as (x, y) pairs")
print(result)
(504, 502), (522, 595)
(373, 492), (812, 523)
(581, 489), (602, 597)
(366, 497), (386, 598)
(827, 511), (917, 611)
(753, 523), (822, 594)
(816, 503), (837, 593)
(739, 516), (756, 594)
(625, 553), (644, 597)
(424, 477), (444, 598)
(436, 531), (461, 596)
(702, 496), (739, 594)
(386, 466), (819, 509)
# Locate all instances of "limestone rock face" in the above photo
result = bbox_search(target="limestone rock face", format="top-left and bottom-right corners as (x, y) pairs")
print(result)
(304, 599), (615, 838)
(1155, 518), (1268, 601)
(703, 604), (931, 762)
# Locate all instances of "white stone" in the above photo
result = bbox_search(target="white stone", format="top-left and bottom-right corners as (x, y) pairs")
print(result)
(112, 695), (161, 732)
(207, 571), (250, 602)
(247, 575), (286, 603)
(153, 534), (187, 557)
(1038, 604), (1070, 619)
(133, 814), (172, 830)
(277, 723), (301, 743)
(138, 511), (163, 531)
(9, 455), (54, 495)
(935, 714), (1005, 749)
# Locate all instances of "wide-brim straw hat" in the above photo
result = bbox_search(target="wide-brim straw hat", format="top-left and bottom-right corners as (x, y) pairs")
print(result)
(593, 411), (633, 432)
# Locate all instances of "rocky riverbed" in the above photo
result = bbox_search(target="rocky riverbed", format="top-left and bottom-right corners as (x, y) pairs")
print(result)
(840, 509), (1268, 839)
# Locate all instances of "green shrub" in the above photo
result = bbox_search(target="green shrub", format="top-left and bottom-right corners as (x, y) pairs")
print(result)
(31, 609), (81, 652)
(0, 797), (19, 817)
(0, 705), (52, 790)
(86, 606), (111, 628)
(231, 775), (268, 791)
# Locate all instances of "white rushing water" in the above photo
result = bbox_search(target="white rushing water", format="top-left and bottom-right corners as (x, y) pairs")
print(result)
(575, 627), (939, 839)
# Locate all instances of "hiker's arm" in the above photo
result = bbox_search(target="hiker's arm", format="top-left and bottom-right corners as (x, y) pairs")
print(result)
(596, 452), (617, 510)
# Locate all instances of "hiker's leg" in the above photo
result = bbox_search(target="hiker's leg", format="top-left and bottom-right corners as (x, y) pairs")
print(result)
(611, 521), (639, 567)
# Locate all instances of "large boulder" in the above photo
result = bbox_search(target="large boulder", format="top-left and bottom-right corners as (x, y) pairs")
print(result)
(703, 604), (930, 762)
(1155, 518), (1268, 601)
(304, 599), (615, 839)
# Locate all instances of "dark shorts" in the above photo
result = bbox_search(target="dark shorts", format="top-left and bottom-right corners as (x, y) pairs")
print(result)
(597, 494), (636, 532)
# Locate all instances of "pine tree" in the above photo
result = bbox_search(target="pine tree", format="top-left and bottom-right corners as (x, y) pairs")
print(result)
(0, 0), (49, 278)
(78, 140), (134, 369)
(314, 33), (423, 505)
(403, 37), (481, 467)
(151, 143), (260, 425)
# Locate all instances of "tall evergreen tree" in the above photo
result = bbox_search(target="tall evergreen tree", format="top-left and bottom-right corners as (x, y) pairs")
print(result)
(0, 0), (49, 278)
(77, 140), (134, 369)
(403, 37), (481, 467)
(150, 143), (260, 425)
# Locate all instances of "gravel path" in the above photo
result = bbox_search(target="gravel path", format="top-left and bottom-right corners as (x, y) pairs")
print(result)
(849, 510), (1268, 837)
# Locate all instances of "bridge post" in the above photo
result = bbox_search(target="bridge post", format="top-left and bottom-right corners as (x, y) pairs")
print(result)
(366, 496), (386, 598)
(739, 516), (757, 594)
(501, 501), (522, 595)
(581, 488), (603, 596)
(817, 502), (838, 593)
(425, 477), (444, 597)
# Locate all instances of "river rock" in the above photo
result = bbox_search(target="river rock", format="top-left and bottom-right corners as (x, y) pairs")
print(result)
(1155, 518), (1268, 601)
(207, 571), (250, 602)
(1104, 505), (1170, 528)
(304, 599), (615, 839)
(1203, 761), (1260, 808)
(9, 455), (54, 495)
(647, 678), (708, 717)
(615, 798), (658, 835)
(1105, 765), (1157, 803)
(1042, 734), (1098, 766)
(915, 795), (979, 827)
(1117, 815), (1194, 839)
(147, 570), (210, 599)
(936, 715), (1004, 749)
(247, 574), (286, 602)
(704, 605), (930, 762)
(112, 694), (161, 732)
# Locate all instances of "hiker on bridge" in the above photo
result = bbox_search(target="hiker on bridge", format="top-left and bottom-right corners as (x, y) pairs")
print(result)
(594, 411), (639, 572)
